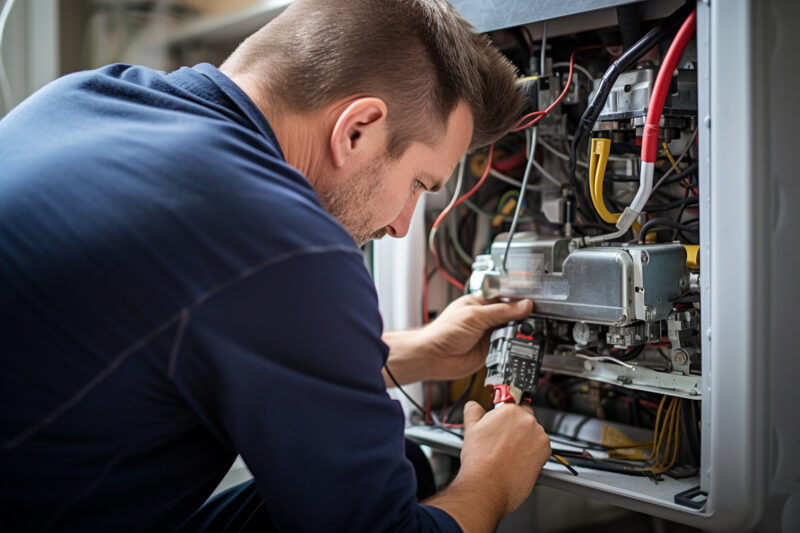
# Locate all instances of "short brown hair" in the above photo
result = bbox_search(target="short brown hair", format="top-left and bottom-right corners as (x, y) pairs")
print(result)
(222, 0), (525, 155)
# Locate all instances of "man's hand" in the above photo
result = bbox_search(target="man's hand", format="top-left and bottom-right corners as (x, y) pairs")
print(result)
(425, 401), (551, 532)
(418, 295), (533, 381)
(381, 295), (532, 387)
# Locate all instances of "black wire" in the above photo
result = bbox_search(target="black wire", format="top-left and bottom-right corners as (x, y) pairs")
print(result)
(445, 373), (477, 423)
(643, 195), (699, 213)
(567, 2), (695, 221)
(384, 365), (464, 440)
(670, 293), (700, 303)
(611, 344), (646, 362)
(385, 365), (425, 412)
(638, 217), (698, 243)
(546, 433), (610, 451)
(672, 187), (695, 240)
(550, 449), (653, 477)
(657, 161), (699, 187)
(606, 173), (641, 183)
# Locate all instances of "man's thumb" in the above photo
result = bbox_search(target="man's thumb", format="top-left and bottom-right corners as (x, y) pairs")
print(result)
(477, 299), (533, 328)
(463, 401), (486, 431)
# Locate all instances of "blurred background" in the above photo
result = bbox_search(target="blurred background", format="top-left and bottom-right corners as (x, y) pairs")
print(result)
(0, 0), (289, 116)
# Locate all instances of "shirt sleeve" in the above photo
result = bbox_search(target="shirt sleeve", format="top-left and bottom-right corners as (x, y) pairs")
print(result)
(170, 247), (462, 533)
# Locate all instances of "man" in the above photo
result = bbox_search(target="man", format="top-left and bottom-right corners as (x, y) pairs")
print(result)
(0, 0), (551, 531)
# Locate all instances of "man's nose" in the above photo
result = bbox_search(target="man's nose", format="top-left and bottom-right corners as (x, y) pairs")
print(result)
(386, 194), (420, 238)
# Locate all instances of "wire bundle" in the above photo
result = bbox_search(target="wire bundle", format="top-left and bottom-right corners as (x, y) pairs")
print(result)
(643, 395), (683, 474)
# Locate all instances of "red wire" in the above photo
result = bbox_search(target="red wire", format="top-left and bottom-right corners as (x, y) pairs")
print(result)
(512, 43), (619, 132)
(452, 144), (495, 210)
(429, 144), (495, 292)
(432, 251), (465, 291)
(492, 148), (528, 172)
(431, 144), (494, 232)
(427, 45), (614, 291)
(641, 10), (697, 163)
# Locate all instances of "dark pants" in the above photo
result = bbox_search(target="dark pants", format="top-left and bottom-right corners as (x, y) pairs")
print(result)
(179, 439), (436, 532)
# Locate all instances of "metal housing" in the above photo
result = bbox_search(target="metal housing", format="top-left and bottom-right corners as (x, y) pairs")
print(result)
(470, 235), (687, 326)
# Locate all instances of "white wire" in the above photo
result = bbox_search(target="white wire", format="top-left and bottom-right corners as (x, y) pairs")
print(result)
(552, 61), (594, 83)
(652, 129), (698, 193)
(428, 157), (466, 255)
(0, 0), (17, 114)
(575, 352), (635, 370)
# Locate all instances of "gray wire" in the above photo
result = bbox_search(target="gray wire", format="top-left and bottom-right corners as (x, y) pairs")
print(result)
(540, 20), (548, 75)
(540, 138), (588, 168)
(488, 168), (558, 192)
(462, 197), (533, 222)
(0, 0), (17, 113)
(446, 186), (473, 266)
(532, 158), (563, 187)
(502, 127), (538, 272)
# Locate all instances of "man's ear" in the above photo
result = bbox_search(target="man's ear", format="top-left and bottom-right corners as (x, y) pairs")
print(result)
(329, 97), (389, 169)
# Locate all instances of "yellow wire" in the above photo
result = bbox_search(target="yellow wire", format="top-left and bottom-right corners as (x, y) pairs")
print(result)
(662, 141), (682, 174)
(589, 138), (641, 232)
(596, 395), (686, 474)
(663, 400), (683, 471)
(644, 395), (668, 461)
(648, 397), (683, 473)
(652, 398), (677, 466)
(658, 399), (678, 470)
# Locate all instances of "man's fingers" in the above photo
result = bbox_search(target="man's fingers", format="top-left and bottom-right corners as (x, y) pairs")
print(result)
(472, 299), (533, 328)
(463, 401), (486, 431)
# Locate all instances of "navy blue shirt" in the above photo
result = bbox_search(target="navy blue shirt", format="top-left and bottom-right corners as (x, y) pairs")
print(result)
(0, 64), (460, 532)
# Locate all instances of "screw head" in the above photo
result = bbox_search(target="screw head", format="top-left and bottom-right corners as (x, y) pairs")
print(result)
(673, 349), (689, 366)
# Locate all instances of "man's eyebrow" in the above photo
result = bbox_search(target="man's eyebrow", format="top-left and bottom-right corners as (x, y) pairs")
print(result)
(417, 171), (445, 192)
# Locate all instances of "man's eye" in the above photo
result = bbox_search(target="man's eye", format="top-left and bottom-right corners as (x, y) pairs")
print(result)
(414, 179), (428, 192)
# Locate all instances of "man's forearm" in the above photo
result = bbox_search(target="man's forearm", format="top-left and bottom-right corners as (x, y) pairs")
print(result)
(381, 329), (435, 387)
(423, 474), (505, 533)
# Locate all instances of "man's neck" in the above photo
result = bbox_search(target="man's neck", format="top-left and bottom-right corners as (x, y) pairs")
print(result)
(221, 68), (326, 185)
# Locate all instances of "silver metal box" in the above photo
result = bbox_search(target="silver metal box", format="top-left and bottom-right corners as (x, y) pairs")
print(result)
(469, 234), (687, 325)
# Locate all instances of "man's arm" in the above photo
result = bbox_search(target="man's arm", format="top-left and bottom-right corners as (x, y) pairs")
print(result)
(382, 296), (533, 386)
(425, 402), (551, 533)
(171, 249), (464, 531)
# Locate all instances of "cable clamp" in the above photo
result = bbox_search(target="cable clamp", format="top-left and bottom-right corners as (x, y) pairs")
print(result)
(616, 208), (640, 231)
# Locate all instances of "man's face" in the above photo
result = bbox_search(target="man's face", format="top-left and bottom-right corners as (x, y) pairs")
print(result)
(316, 101), (474, 247)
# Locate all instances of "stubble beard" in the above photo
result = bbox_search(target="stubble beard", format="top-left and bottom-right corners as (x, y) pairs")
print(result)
(315, 156), (389, 247)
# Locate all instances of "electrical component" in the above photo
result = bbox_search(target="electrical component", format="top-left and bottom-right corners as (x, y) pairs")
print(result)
(470, 234), (689, 326)
(484, 319), (545, 404)
(592, 68), (697, 143)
